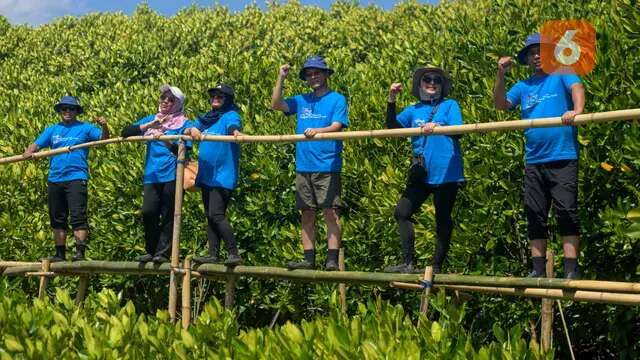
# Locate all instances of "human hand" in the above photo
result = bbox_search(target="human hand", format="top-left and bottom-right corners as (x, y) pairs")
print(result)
(498, 56), (514, 75)
(388, 83), (403, 102)
(304, 128), (319, 138)
(421, 122), (438, 134)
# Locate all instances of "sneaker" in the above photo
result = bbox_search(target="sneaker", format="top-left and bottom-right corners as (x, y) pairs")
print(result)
(325, 260), (339, 271)
(564, 268), (580, 280)
(383, 263), (414, 273)
(287, 260), (315, 270)
(135, 254), (154, 262)
(152, 255), (170, 263)
(193, 255), (220, 264)
(46, 255), (65, 263)
(225, 254), (243, 267)
(528, 270), (546, 278)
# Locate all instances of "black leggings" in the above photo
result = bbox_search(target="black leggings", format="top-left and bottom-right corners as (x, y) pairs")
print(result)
(394, 182), (459, 271)
(201, 186), (238, 256)
(142, 181), (176, 257)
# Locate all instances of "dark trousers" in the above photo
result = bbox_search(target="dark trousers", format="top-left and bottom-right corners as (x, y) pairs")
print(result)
(48, 180), (89, 230)
(394, 182), (459, 270)
(201, 186), (238, 256)
(142, 181), (176, 257)
(524, 160), (580, 240)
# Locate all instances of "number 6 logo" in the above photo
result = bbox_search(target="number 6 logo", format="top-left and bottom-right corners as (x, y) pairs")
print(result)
(541, 20), (596, 75)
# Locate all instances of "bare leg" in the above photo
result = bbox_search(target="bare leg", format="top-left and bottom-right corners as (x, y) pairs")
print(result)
(322, 208), (341, 250)
(73, 229), (88, 243)
(301, 209), (316, 250)
(530, 238), (546, 257)
(562, 235), (579, 258)
(53, 229), (66, 246)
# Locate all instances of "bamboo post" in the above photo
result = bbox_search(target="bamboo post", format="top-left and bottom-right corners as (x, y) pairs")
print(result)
(38, 259), (50, 299)
(541, 250), (554, 353)
(338, 248), (347, 313)
(224, 276), (237, 310)
(557, 300), (576, 360)
(75, 275), (90, 305)
(419, 267), (434, 316)
(181, 259), (192, 330)
(168, 140), (186, 322)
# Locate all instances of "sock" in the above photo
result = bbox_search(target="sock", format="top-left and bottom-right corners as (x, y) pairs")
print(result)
(532, 256), (546, 275)
(327, 249), (339, 264)
(55, 245), (66, 258)
(564, 258), (577, 274)
(304, 249), (315, 264)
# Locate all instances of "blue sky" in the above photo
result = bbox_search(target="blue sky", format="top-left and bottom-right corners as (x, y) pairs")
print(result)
(0, 0), (435, 26)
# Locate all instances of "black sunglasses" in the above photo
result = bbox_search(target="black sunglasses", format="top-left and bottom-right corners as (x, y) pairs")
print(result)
(160, 94), (176, 102)
(422, 75), (443, 85)
(59, 106), (77, 112)
(210, 93), (226, 99)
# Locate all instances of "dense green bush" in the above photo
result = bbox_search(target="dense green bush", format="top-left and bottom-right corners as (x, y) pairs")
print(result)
(0, 0), (638, 357)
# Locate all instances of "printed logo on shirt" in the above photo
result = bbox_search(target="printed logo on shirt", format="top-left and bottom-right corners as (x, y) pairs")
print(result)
(300, 107), (326, 119)
(52, 134), (80, 145)
(523, 93), (559, 110)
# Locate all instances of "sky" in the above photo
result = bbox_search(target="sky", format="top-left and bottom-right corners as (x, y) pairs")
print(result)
(0, 0), (435, 26)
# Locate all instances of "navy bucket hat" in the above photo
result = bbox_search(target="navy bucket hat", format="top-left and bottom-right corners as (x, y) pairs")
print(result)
(298, 55), (334, 80)
(517, 33), (550, 64)
(54, 95), (84, 114)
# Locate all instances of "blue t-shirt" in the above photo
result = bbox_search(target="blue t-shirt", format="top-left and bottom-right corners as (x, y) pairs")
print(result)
(284, 91), (349, 173)
(506, 74), (581, 164)
(134, 115), (193, 184)
(188, 111), (241, 190)
(397, 99), (465, 185)
(34, 120), (102, 183)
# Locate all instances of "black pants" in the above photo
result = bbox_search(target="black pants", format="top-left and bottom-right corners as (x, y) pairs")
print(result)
(524, 160), (580, 239)
(142, 181), (176, 257)
(394, 182), (459, 270)
(201, 186), (238, 257)
(48, 180), (89, 230)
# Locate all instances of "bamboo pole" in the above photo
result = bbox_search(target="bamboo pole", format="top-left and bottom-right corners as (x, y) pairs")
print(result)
(37, 259), (50, 299)
(2, 109), (639, 165)
(169, 141), (187, 322)
(557, 300), (576, 360)
(338, 248), (347, 313)
(419, 267), (434, 316)
(541, 251), (555, 353)
(76, 275), (90, 305)
(0, 261), (40, 268)
(224, 276), (237, 310)
(181, 259), (192, 330)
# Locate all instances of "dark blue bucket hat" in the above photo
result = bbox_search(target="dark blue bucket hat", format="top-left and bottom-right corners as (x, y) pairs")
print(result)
(517, 33), (550, 64)
(298, 55), (334, 80)
(54, 95), (84, 114)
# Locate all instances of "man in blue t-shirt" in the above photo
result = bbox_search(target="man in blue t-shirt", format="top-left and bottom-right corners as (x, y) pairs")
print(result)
(23, 96), (110, 262)
(493, 33), (586, 279)
(271, 55), (349, 271)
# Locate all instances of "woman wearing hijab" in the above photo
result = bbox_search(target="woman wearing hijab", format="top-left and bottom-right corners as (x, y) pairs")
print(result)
(121, 84), (192, 263)
(383, 67), (465, 274)
(185, 84), (243, 266)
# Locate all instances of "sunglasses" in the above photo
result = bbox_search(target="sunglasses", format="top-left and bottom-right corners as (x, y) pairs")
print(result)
(422, 75), (443, 85)
(59, 106), (77, 112)
(160, 94), (176, 102)
(210, 93), (226, 99)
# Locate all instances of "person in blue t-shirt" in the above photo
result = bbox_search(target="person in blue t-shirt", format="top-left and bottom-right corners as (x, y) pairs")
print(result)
(23, 96), (110, 262)
(121, 85), (192, 263)
(494, 33), (586, 279)
(184, 84), (243, 266)
(271, 55), (349, 271)
(383, 67), (465, 274)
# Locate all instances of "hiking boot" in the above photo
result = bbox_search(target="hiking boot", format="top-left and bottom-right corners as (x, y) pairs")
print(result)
(383, 263), (414, 273)
(46, 255), (65, 263)
(71, 243), (86, 262)
(325, 260), (339, 271)
(135, 254), (154, 262)
(193, 255), (220, 264)
(225, 254), (243, 267)
(287, 260), (315, 270)
(152, 255), (170, 263)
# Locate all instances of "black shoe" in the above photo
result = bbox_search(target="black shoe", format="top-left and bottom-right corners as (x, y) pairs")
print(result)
(135, 254), (154, 262)
(152, 255), (170, 263)
(46, 255), (65, 263)
(72, 244), (86, 262)
(384, 263), (414, 273)
(528, 270), (546, 278)
(225, 254), (243, 266)
(287, 260), (315, 270)
(325, 260), (339, 271)
(193, 255), (220, 264)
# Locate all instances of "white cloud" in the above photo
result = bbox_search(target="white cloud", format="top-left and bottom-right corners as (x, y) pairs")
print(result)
(0, 0), (89, 26)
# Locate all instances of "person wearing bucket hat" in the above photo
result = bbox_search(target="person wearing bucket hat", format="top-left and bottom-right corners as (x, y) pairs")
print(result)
(382, 67), (465, 274)
(494, 33), (586, 279)
(184, 84), (243, 266)
(23, 95), (110, 262)
(271, 55), (349, 271)
(121, 85), (194, 263)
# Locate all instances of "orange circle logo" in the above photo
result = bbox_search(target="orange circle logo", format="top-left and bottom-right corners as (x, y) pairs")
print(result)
(541, 20), (596, 75)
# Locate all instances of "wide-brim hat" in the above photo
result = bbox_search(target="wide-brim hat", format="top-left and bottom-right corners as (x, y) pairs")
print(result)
(207, 84), (235, 98)
(516, 32), (549, 64)
(298, 55), (334, 80)
(54, 95), (84, 114)
(411, 67), (452, 99)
